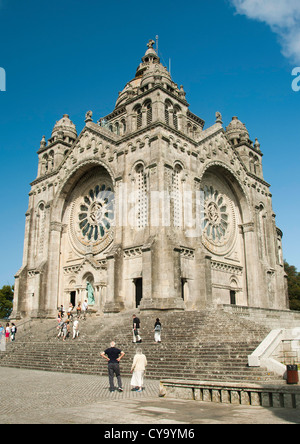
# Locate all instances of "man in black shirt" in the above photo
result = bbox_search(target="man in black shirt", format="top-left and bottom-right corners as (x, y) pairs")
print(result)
(101, 341), (125, 392)
(132, 314), (142, 343)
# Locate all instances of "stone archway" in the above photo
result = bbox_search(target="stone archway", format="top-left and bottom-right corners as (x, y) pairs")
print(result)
(83, 272), (95, 306)
(45, 162), (115, 316)
(199, 164), (251, 307)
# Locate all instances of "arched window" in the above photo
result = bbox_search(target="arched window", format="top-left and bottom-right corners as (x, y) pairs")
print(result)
(249, 152), (254, 173)
(172, 164), (183, 227)
(253, 155), (260, 176)
(49, 150), (54, 171)
(121, 119), (126, 135)
(144, 100), (152, 125)
(135, 163), (148, 228)
(165, 100), (172, 125)
(42, 154), (48, 174)
(173, 105), (181, 130)
(35, 202), (46, 258)
(134, 105), (142, 129)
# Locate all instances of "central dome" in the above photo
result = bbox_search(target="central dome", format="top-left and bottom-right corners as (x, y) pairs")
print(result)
(115, 40), (174, 109)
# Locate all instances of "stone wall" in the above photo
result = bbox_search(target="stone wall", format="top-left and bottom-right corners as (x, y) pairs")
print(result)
(221, 304), (300, 330)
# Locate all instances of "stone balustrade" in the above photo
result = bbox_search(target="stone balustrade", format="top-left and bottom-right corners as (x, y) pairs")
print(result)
(160, 379), (300, 409)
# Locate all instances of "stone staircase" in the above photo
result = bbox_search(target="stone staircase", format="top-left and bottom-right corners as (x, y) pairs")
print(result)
(0, 309), (283, 383)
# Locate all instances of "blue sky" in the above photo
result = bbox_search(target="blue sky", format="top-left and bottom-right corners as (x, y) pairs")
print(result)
(0, 0), (299, 285)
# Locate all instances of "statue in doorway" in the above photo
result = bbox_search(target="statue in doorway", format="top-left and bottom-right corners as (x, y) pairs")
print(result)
(86, 281), (95, 305)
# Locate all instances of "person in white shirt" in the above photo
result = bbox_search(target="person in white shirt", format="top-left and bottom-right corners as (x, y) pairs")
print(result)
(130, 348), (147, 392)
(5, 323), (10, 343)
(73, 318), (79, 339)
(82, 300), (88, 320)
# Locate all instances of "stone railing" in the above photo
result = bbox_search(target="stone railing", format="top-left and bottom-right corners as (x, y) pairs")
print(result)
(248, 328), (300, 378)
(160, 379), (300, 409)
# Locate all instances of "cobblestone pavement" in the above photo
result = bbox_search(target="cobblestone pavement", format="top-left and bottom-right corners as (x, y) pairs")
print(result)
(0, 367), (299, 424)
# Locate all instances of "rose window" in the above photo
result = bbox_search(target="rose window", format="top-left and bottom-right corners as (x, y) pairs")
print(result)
(200, 185), (235, 252)
(78, 184), (114, 242)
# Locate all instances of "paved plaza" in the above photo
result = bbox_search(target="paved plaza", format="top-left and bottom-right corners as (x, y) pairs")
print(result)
(0, 367), (299, 425)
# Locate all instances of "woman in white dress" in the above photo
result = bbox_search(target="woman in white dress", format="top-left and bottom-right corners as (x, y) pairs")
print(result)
(130, 348), (147, 392)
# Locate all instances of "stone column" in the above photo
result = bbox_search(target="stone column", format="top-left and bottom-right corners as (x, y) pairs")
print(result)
(12, 209), (33, 318)
(139, 233), (184, 311)
(31, 271), (41, 318)
(45, 221), (63, 318)
(152, 91), (164, 123)
(141, 244), (152, 302)
(242, 222), (266, 308)
(103, 246), (124, 313)
(101, 285), (107, 311)
(11, 272), (22, 319)
(204, 255), (213, 307)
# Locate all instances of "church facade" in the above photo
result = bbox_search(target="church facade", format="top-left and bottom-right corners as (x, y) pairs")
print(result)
(12, 41), (288, 319)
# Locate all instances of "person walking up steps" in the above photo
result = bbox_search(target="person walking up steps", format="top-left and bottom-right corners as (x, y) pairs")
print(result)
(76, 301), (81, 319)
(72, 317), (79, 339)
(82, 299), (88, 320)
(132, 314), (142, 343)
(10, 323), (17, 342)
(154, 318), (162, 343)
(101, 341), (125, 392)
(5, 323), (10, 343)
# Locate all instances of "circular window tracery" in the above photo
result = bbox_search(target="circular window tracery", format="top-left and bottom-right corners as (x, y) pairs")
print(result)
(78, 184), (114, 242)
(202, 186), (229, 242)
(68, 175), (115, 255)
(200, 183), (236, 255)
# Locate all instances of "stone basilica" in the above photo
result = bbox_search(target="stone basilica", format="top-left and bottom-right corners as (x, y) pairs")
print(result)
(12, 40), (288, 319)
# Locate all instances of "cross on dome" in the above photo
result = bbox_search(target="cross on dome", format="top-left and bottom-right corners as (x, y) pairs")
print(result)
(147, 39), (155, 49)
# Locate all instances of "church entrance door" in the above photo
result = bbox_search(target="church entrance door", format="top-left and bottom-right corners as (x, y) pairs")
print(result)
(70, 291), (76, 307)
(135, 278), (143, 308)
(230, 290), (236, 305)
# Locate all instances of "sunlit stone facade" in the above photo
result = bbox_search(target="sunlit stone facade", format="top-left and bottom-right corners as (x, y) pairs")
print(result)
(13, 41), (288, 318)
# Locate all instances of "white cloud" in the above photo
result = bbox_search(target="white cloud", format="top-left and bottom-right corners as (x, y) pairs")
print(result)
(230, 0), (300, 64)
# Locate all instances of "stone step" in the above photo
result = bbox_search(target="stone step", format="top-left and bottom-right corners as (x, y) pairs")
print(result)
(0, 308), (280, 383)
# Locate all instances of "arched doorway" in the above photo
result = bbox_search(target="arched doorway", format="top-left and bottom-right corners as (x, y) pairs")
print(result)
(53, 163), (115, 315)
(134, 278), (143, 308)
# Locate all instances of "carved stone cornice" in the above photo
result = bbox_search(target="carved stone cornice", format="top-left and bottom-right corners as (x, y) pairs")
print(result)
(50, 221), (63, 232)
